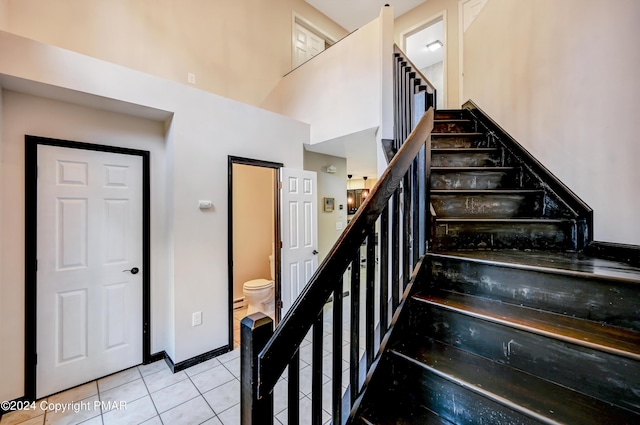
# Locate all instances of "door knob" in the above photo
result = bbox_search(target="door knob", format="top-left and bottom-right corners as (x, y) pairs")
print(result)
(123, 267), (140, 274)
(312, 250), (318, 255)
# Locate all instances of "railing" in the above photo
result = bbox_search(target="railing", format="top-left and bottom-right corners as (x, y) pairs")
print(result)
(241, 46), (435, 425)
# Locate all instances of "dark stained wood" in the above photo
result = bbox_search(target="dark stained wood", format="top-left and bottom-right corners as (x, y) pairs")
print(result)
(428, 252), (640, 331)
(288, 351), (299, 425)
(366, 227), (376, 369)
(350, 252), (361, 405)
(391, 339), (639, 424)
(332, 282), (343, 425)
(240, 313), (274, 425)
(463, 100), (593, 249)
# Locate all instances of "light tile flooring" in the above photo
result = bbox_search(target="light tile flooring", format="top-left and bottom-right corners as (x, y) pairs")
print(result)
(3, 268), (375, 425)
(2, 310), (365, 425)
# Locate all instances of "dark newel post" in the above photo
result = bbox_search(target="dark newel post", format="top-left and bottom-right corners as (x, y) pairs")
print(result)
(241, 313), (274, 425)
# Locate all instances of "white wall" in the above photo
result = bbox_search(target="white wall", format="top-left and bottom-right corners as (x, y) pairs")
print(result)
(0, 92), (170, 401)
(421, 62), (444, 109)
(0, 31), (309, 401)
(303, 151), (348, 261)
(464, 0), (640, 245)
(262, 6), (395, 145)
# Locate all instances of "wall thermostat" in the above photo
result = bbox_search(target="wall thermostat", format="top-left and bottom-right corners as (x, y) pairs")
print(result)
(198, 200), (213, 209)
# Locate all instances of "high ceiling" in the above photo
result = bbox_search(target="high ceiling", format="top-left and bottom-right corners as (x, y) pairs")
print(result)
(305, 0), (427, 32)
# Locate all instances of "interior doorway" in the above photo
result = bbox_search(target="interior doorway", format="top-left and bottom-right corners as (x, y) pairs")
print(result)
(402, 14), (446, 109)
(292, 14), (336, 69)
(227, 157), (281, 348)
(25, 136), (151, 400)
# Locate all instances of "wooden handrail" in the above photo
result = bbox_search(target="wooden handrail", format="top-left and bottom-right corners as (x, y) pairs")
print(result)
(255, 108), (434, 396)
(393, 44), (437, 96)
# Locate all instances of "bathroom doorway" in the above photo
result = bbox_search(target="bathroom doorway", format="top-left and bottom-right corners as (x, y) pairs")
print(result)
(228, 156), (282, 348)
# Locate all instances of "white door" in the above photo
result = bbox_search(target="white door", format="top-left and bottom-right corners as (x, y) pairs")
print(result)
(36, 144), (143, 398)
(293, 22), (325, 68)
(280, 168), (318, 318)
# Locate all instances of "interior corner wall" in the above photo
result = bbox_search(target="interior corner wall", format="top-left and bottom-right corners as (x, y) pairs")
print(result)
(3, 0), (348, 108)
(463, 0), (640, 246)
(261, 12), (385, 145)
(0, 90), (169, 402)
(394, 0), (460, 108)
(303, 151), (347, 261)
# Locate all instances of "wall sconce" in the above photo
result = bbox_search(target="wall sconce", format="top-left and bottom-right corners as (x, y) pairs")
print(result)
(326, 165), (337, 174)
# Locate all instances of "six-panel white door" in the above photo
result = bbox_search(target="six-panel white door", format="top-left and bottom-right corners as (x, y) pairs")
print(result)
(280, 168), (318, 318)
(293, 22), (325, 68)
(36, 145), (143, 398)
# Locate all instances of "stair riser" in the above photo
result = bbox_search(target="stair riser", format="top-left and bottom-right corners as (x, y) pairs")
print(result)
(434, 221), (575, 251)
(431, 170), (520, 190)
(432, 194), (543, 218)
(387, 355), (539, 425)
(432, 152), (502, 167)
(412, 300), (640, 413)
(428, 256), (640, 331)
(431, 135), (491, 149)
(435, 111), (465, 120)
(434, 122), (475, 133)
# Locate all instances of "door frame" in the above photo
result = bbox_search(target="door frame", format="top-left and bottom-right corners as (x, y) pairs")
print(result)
(291, 13), (338, 70)
(399, 10), (448, 108)
(24, 135), (151, 400)
(227, 156), (283, 342)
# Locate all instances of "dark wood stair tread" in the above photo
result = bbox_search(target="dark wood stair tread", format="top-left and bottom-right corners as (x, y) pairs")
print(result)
(358, 402), (455, 425)
(432, 148), (499, 153)
(431, 166), (517, 171)
(431, 251), (640, 282)
(391, 339), (639, 424)
(435, 218), (572, 223)
(431, 132), (484, 137)
(431, 189), (542, 195)
(413, 290), (640, 360)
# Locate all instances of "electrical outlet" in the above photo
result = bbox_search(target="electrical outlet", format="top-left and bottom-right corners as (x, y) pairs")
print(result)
(188, 72), (196, 84)
(192, 311), (202, 326)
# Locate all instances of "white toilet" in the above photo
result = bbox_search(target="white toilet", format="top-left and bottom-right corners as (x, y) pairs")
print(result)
(243, 255), (275, 316)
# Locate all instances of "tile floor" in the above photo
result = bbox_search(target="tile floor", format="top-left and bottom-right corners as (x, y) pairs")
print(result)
(2, 309), (366, 425)
(3, 268), (375, 425)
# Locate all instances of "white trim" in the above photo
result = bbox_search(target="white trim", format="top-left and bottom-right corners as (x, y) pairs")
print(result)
(291, 12), (338, 69)
(398, 10), (448, 108)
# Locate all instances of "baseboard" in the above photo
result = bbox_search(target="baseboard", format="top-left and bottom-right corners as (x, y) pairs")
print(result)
(156, 346), (233, 374)
(585, 241), (640, 266)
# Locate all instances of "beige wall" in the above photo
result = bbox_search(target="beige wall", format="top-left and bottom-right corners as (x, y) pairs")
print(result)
(464, 0), (640, 245)
(0, 0), (7, 30)
(3, 0), (348, 107)
(232, 164), (275, 302)
(395, 0), (460, 108)
(303, 151), (347, 261)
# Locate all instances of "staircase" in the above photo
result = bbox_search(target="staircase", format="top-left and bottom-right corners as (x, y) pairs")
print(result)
(348, 107), (640, 424)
